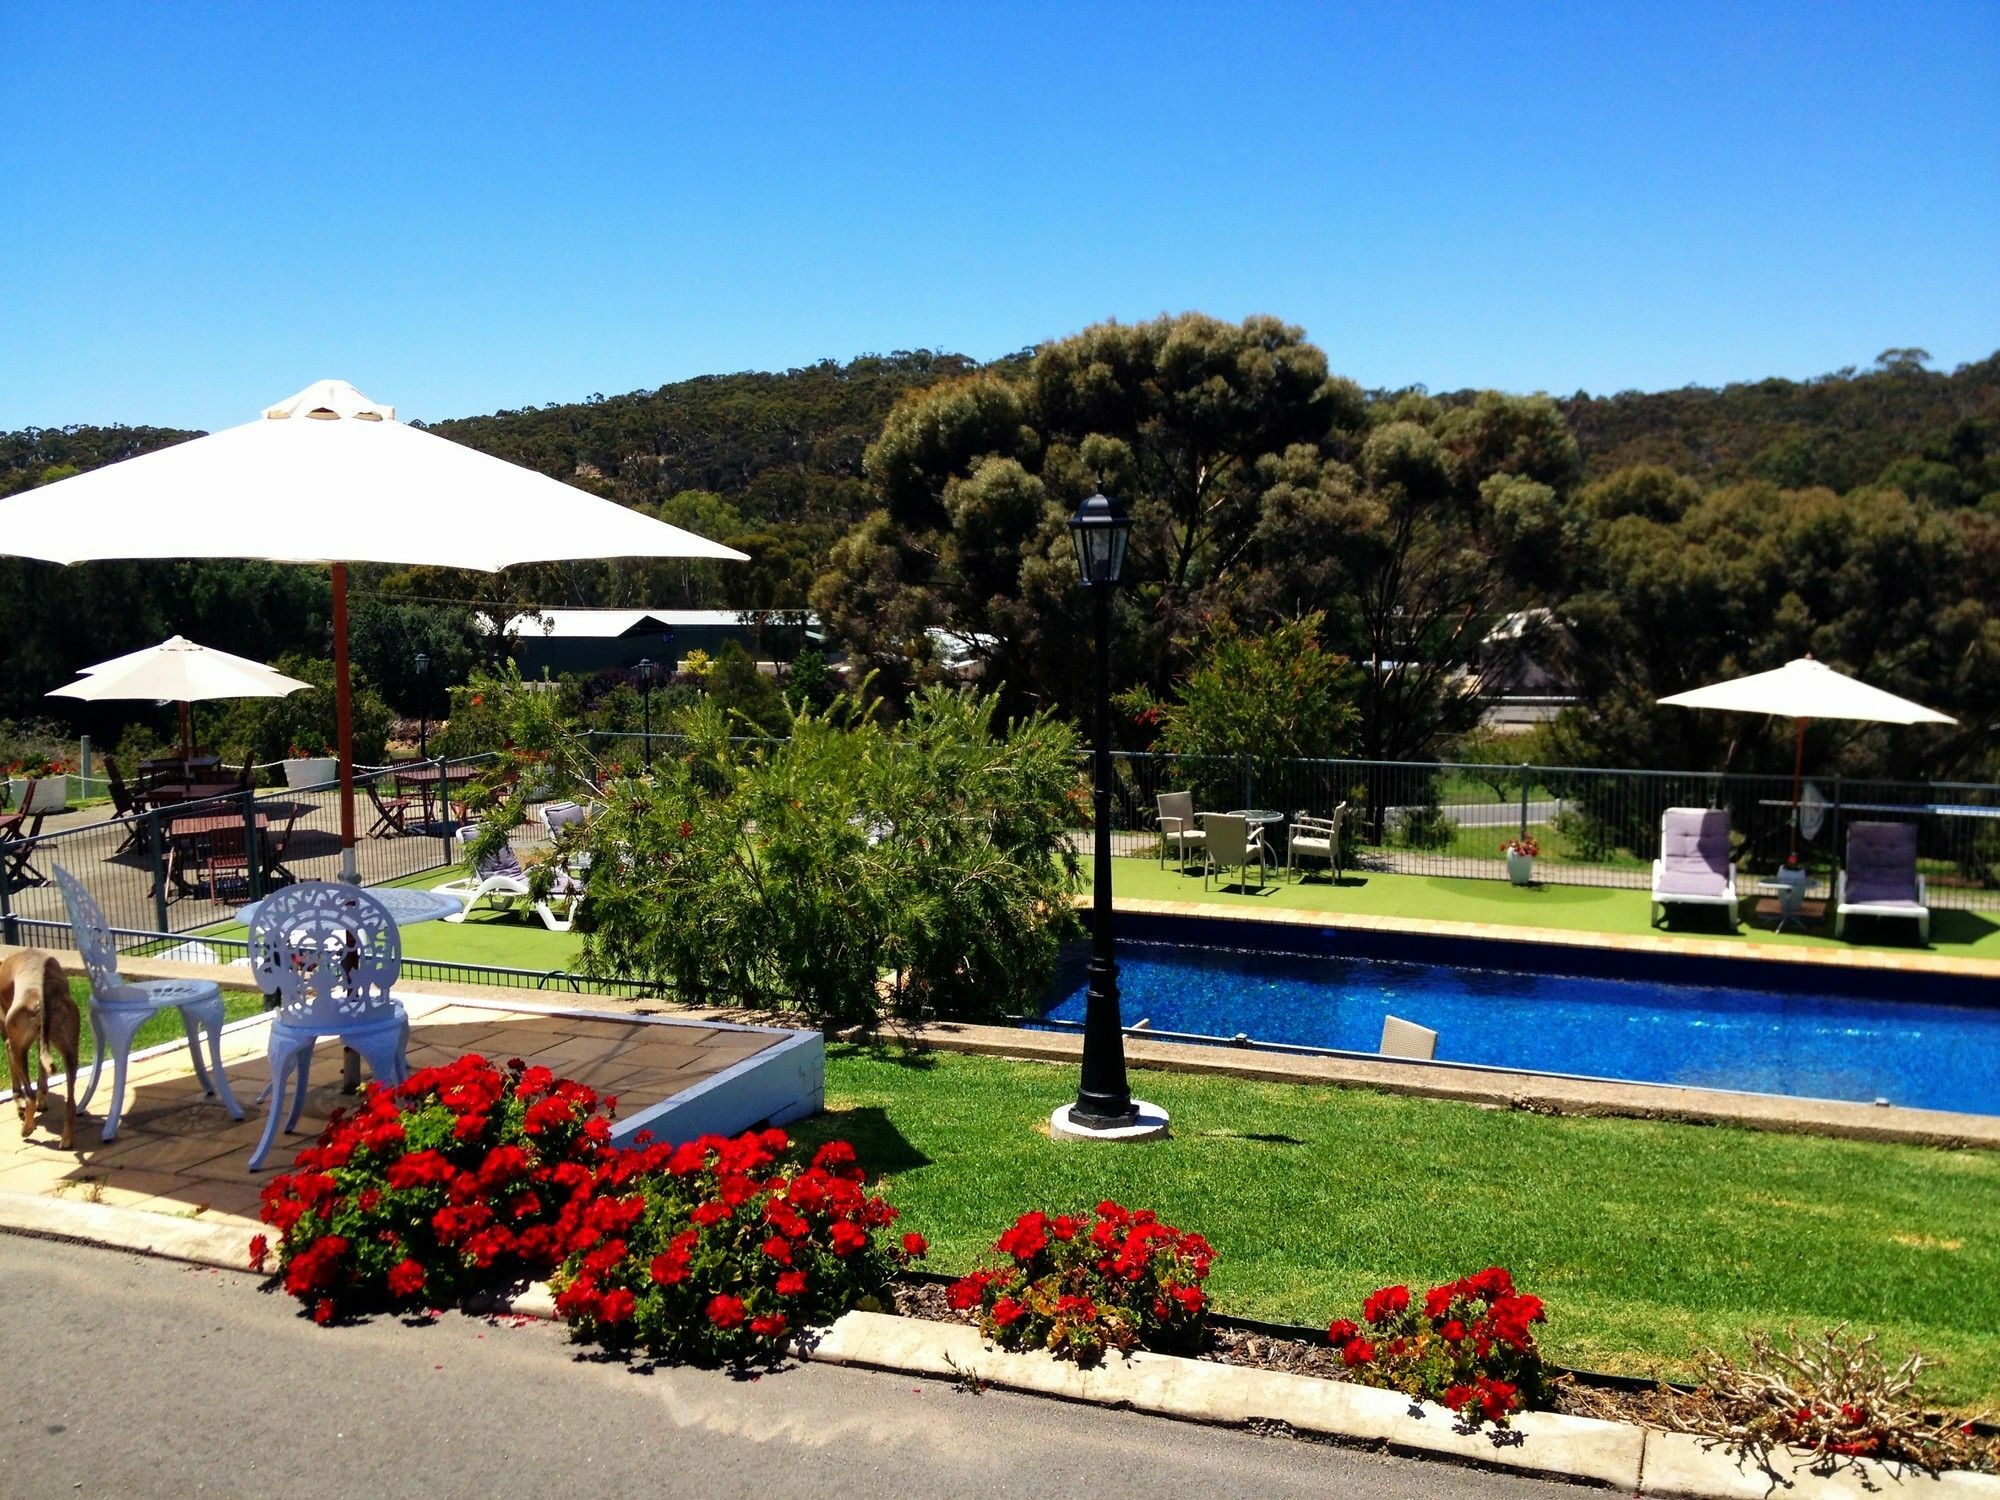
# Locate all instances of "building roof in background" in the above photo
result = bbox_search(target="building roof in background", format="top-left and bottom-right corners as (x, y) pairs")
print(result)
(479, 608), (818, 639)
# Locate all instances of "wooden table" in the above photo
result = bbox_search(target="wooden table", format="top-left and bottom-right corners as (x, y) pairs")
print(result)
(390, 763), (480, 826)
(163, 812), (266, 900)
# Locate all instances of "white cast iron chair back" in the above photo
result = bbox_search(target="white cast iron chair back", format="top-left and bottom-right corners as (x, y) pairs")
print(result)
(52, 862), (243, 1141)
(246, 882), (411, 1171)
(249, 881), (403, 1027)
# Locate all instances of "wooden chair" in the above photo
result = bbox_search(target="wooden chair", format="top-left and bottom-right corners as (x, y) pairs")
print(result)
(366, 778), (415, 837)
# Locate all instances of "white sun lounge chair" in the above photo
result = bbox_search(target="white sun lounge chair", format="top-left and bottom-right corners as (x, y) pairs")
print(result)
(1650, 807), (1739, 927)
(1835, 821), (1929, 943)
(433, 833), (533, 922)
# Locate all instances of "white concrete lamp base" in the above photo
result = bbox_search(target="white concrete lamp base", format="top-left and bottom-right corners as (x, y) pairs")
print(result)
(1049, 1100), (1171, 1142)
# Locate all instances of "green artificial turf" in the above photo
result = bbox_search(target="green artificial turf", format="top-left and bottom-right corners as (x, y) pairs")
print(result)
(796, 1046), (2000, 1407)
(1100, 858), (2000, 958)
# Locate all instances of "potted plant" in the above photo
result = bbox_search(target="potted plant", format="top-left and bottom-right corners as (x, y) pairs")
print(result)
(6, 756), (72, 813)
(283, 734), (339, 789)
(1502, 833), (1539, 886)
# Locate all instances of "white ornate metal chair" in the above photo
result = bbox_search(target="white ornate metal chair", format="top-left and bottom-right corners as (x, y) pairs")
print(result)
(53, 862), (244, 1142)
(246, 881), (409, 1170)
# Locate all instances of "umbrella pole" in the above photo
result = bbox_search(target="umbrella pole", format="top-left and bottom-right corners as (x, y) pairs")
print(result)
(333, 562), (358, 882)
(179, 701), (192, 761)
(1789, 716), (1807, 861)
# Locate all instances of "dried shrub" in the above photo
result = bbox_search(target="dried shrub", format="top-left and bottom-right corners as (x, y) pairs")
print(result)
(1673, 1326), (1996, 1476)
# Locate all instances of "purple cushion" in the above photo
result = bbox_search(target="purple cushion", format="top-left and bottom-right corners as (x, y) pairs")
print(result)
(1845, 822), (1919, 905)
(1657, 808), (1732, 896)
(478, 843), (526, 881)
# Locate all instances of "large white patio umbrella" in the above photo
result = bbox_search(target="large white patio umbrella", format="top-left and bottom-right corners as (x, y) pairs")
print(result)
(0, 380), (745, 878)
(49, 635), (313, 760)
(1658, 655), (1955, 855)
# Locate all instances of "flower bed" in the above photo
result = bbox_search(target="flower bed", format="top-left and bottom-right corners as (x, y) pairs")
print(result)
(552, 1134), (925, 1364)
(947, 1202), (1215, 1364)
(1326, 1267), (1547, 1429)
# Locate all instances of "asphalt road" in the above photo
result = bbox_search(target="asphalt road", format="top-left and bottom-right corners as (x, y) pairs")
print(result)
(6, 1235), (1582, 1499)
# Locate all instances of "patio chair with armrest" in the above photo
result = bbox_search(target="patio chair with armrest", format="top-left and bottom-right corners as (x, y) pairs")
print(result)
(246, 881), (409, 1170)
(1649, 808), (1740, 928)
(1156, 791), (1208, 869)
(1836, 821), (1929, 943)
(1287, 803), (1347, 883)
(53, 862), (244, 1142)
(431, 829), (534, 921)
(1202, 812), (1269, 893)
(1, 796), (50, 892)
(103, 757), (148, 853)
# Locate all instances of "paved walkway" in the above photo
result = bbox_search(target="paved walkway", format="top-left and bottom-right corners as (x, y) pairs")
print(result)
(6, 1236), (1573, 1499)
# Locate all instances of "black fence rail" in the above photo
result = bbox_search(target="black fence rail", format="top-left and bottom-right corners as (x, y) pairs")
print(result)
(1091, 753), (2000, 911)
(3, 915), (659, 1000)
(0, 754), (517, 946)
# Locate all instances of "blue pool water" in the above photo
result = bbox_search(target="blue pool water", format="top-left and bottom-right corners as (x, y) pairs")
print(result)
(1041, 940), (2000, 1115)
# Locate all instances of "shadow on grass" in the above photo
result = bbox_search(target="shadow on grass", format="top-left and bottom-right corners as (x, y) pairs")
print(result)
(788, 1103), (933, 1178)
(826, 1038), (940, 1072)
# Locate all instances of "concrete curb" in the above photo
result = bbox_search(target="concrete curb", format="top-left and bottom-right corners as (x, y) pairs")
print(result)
(6, 1195), (1993, 1498)
(0, 1188), (257, 1272)
(804, 1310), (2000, 1499)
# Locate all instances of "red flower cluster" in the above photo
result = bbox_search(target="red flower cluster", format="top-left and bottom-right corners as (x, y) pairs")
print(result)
(948, 1202), (1215, 1365)
(553, 1130), (922, 1365)
(1327, 1266), (1548, 1430)
(254, 1054), (616, 1321)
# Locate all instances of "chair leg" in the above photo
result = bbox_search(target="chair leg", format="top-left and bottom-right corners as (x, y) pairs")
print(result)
(180, 1012), (217, 1095)
(202, 1014), (244, 1120)
(101, 1041), (132, 1144)
(77, 1010), (107, 1112)
(249, 1037), (305, 1171)
(284, 1048), (314, 1132)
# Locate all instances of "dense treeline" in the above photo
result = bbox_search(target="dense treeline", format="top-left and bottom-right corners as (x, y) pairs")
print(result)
(3, 338), (1996, 783)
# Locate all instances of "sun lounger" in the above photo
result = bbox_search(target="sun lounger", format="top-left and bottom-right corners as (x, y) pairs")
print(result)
(1835, 821), (1929, 942)
(1650, 807), (1739, 927)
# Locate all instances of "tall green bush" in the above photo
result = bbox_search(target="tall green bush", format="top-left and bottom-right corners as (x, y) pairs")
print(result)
(577, 687), (1080, 1025)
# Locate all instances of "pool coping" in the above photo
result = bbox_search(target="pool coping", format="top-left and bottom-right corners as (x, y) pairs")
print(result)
(1091, 895), (2000, 981)
(866, 1020), (2000, 1150)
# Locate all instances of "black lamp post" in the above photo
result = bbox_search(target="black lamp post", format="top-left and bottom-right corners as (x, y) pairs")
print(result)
(413, 651), (430, 759)
(635, 657), (658, 770)
(1065, 493), (1139, 1130)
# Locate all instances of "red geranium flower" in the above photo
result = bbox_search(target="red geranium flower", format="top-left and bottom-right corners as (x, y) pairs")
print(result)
(707, 1294), (747, 1330)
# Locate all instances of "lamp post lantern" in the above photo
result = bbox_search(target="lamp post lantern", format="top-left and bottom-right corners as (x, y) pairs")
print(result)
(413, 651), (430, 759)
(1054, 493), (1168, 1141)
(635, 657), (658, 770)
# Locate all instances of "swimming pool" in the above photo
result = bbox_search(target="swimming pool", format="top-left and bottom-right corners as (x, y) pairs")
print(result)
(1039, 919), (2000, 1116)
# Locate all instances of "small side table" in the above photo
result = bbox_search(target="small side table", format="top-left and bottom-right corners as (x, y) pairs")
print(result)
(1754, 866), (1810, 932)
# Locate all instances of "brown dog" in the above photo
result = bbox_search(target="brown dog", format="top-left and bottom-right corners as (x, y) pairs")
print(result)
(2, 949), (78, 1149)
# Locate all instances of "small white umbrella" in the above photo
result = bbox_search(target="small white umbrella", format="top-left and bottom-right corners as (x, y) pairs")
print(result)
(0, 380), (746, 877)
(1658, 655), (1955, 855)
(50, 635), (312, 761)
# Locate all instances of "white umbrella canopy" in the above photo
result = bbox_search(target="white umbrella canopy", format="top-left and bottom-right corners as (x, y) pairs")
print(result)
(0, 380), (748, 877)
(1658, 655), (1956, 858)
(1657, 656), (1956, 726)
(52, 635), (312, 701)
(50, 635), (312, 762)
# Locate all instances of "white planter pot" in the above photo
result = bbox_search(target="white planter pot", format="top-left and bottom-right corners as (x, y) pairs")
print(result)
(1505, 850), (1535, 886)
(283, 757), (340, 789)
(24, 776), (70, 813)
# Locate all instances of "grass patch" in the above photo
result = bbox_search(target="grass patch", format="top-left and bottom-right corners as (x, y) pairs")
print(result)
(52, 977), (268, 1071)
(797, 1047), (2000, 1408)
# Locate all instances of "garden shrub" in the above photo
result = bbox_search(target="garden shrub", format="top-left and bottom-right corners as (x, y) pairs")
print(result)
(947, 1202), (1216, 1365)
(552, 1131), (924, 1364)
(577, 686), (1080, 1025)
(251, 1055), (615, 1324)
(1391, 803), (1458, 852)
(1326, 1266), (1547, 1429)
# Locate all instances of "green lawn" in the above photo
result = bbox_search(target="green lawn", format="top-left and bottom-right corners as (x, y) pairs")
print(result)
(48, 977), (269, 1071)
(1104, 858), (2000, 958)
(797, 1046), (2000, 1407)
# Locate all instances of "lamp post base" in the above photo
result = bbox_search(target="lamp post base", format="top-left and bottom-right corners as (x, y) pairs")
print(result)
(1050, 1099), (1170, 1143)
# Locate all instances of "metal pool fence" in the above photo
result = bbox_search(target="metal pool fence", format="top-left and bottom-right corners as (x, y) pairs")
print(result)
(1092, 753), (2000, 911)
(0, 753), (542, 948)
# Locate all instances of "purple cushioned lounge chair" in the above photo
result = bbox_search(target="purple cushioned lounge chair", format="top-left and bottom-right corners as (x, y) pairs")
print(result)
(1835, 821), (1929, 942)
(1649, 807), (1739, 927)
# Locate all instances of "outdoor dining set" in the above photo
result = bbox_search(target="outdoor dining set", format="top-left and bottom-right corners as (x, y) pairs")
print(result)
(1155, 792), (1348, 890)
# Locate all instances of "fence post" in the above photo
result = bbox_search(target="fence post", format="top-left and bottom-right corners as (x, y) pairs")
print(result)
(1242, 756), (1254, 811)
(0, 848), (16, 945)
(436, 756), (455, 868)
(79, 734), (92, 801)
(1518, 763), (1531, 841)
(147, 809), (171, 935)
(243, 787), (264, 902)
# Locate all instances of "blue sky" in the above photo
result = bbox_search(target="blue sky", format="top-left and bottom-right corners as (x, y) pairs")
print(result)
(4, 2), (1996, 430)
